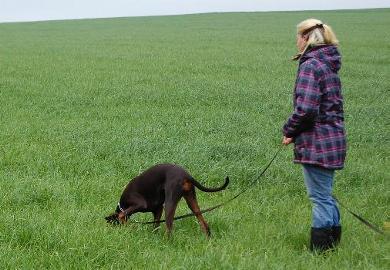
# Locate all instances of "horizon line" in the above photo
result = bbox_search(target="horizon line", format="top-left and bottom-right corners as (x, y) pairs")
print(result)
(1, 7), (389, 25)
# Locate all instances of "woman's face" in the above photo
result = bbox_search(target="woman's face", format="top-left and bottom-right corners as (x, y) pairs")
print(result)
(296, 34), (307, 52)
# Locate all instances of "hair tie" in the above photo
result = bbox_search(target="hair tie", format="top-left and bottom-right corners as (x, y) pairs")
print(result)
(302, 23), (324, 35)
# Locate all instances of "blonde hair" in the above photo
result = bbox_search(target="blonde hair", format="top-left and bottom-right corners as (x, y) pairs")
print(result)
(297, 18), (339, 47)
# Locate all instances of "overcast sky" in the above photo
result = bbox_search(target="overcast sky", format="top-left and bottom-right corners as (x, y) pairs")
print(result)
(1, 0), (389, 23)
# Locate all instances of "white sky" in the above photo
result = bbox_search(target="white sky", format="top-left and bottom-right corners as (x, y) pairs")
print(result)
(1, 0), (389, 23)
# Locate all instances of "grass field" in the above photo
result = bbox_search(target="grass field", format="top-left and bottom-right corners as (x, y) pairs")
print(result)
(0, 8), (389, 269)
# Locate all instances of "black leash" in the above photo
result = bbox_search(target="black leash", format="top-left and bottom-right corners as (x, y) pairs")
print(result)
(128, 146), (283, 225)
(333, 195), (385, 235)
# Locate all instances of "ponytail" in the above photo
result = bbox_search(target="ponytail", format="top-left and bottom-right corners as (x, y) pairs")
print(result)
(297, 18), (339, 46)
(322, 24), (339, 45)
(293, 18), (339, 60)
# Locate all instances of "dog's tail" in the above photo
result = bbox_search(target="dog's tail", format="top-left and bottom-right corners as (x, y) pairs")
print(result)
(190, 176), (229, 192)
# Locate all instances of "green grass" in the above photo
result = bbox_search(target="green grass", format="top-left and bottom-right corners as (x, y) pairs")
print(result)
(0, 9), (389, 269)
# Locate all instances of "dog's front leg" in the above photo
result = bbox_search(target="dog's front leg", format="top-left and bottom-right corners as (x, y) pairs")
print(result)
(119, 197), (147, 224)
(118, 206), (139, 224)
(152, 206), (164, 229)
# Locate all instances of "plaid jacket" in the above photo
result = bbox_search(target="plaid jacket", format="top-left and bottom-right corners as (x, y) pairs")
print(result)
(283, 45), (346, 170)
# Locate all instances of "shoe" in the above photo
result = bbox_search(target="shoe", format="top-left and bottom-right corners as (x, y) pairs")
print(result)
(310, 227), (339, 252)
(331, 225), (342, 246)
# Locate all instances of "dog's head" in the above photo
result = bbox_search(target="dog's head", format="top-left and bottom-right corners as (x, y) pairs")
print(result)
(105, 204), (127, 225)
(105, 212), (120, 224)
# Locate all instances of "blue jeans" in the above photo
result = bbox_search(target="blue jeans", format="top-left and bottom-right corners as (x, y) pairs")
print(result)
(302, 164), (341, 228)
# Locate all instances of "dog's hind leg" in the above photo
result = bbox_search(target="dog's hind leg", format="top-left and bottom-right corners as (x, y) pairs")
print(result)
(184, 192), (211, 237)
(164, 189), (182, 237)
(164, 202), (179, 237)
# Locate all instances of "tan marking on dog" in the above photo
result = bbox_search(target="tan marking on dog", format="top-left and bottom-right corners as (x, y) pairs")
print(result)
(118, 212), (127, 224)
(182, 179), (193, 192)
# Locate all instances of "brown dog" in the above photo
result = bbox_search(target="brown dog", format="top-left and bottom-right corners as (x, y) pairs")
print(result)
(105, 163), (229, 237)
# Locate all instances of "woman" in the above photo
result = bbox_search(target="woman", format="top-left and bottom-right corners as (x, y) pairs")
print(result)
(282, 18), (346, 252)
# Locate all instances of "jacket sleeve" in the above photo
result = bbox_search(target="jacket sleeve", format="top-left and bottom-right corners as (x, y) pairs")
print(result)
(283, 61), (321, 138)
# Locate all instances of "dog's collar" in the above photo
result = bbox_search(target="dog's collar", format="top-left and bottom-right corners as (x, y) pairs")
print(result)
(117, 202), (125, 213)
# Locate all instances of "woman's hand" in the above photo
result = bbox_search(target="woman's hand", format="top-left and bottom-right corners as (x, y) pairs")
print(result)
(282, 136), (293, 145)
